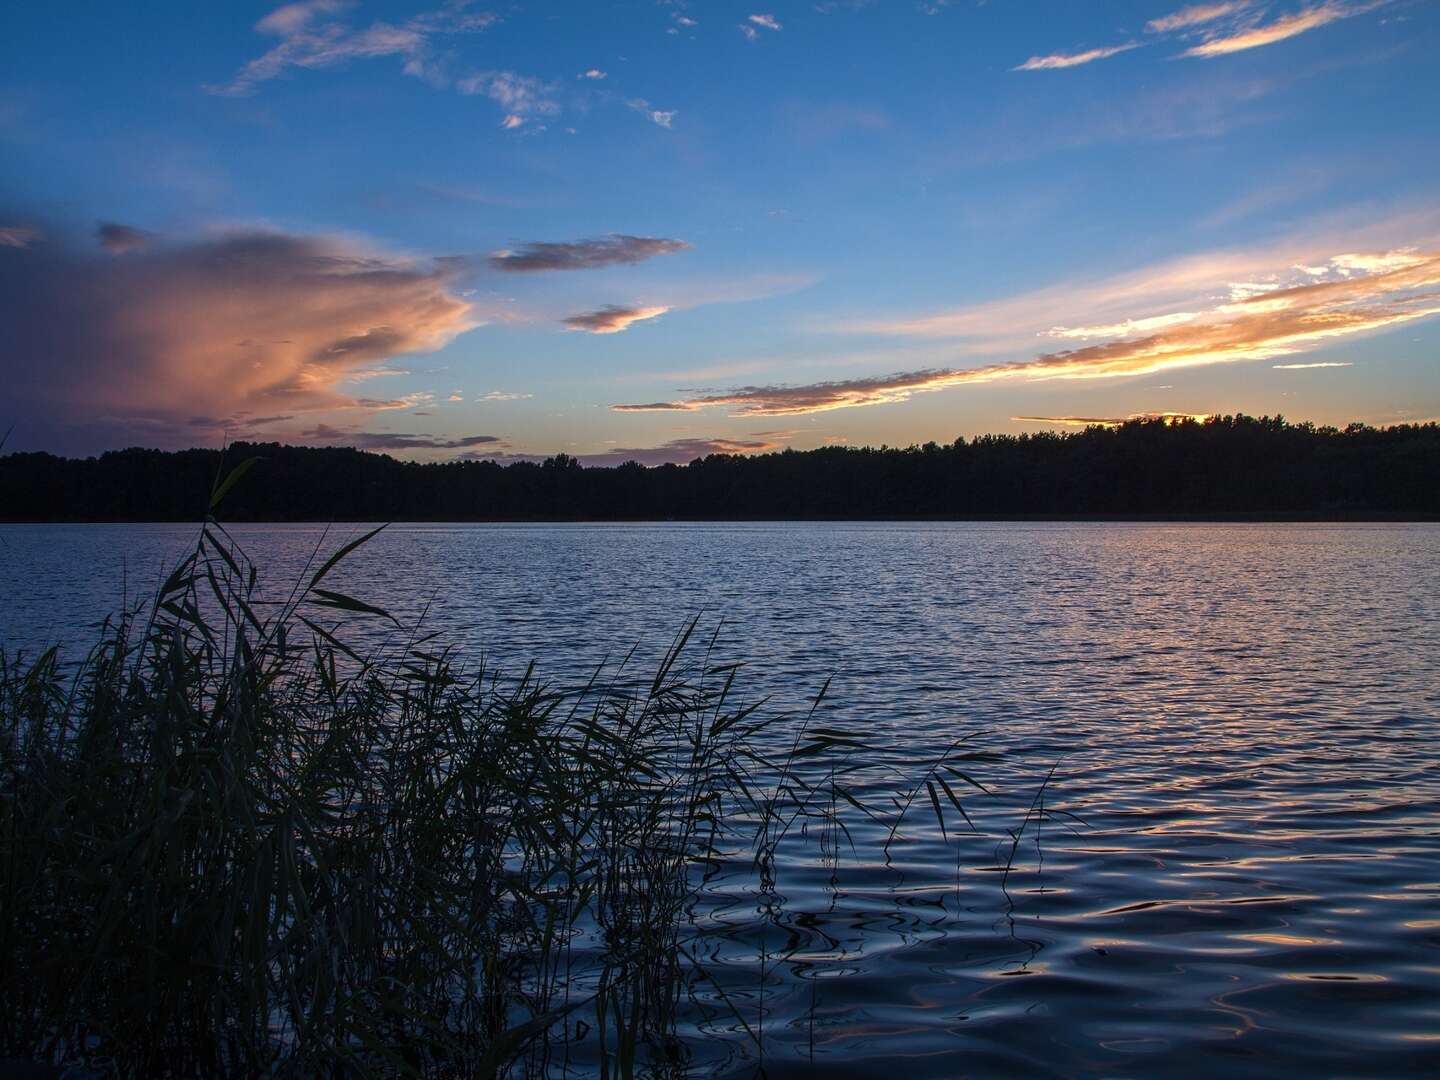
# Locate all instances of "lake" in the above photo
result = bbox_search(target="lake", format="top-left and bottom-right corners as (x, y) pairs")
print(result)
(2, 521), (1438, 1076)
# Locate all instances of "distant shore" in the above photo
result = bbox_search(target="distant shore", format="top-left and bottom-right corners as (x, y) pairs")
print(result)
(4, 416), (1438, 521)
(3, 513), (1438, 524)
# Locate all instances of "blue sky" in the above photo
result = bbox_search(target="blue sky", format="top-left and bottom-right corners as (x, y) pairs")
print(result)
(2, 0), (1438, 461)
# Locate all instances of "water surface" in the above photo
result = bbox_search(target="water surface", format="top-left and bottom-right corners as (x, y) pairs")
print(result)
(3, 522), (1438, 1076)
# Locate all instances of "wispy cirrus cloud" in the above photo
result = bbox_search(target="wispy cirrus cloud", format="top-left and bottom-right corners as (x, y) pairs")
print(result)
(457, 70), (560, 129)
(626, 98), (677, 128)
(1181, 1), (1383, 57)
(1014, 43), (1139, 71)
(1272, 360), (1352, 368)
(1, 221), (477, 452)
(488, 234), (690, 272)
(610, 401), (696, 412)
(0, 224), (40, 248)
(563, 305), (670, 334)
(562, 271), (814, 339)
(207, 0), (497, 97)
(614, 242), (1440, 416)
(739, 14), (783, 41)
(1018, 1), (1386, 72)
(850, 215), (1440, 338)
(1147, 2), (1254, 33)
(1046, 311), (1202, 339)
(212, 2), (678, 131)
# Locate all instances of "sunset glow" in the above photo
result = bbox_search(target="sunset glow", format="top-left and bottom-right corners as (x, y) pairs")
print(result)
(2, 1), (1437, 461)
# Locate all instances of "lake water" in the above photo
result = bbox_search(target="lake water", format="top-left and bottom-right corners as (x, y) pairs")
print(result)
(3, 522), (1439, 1076)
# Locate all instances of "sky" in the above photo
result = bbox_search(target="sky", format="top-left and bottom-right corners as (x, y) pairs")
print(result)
(2, 0), (1438, 464)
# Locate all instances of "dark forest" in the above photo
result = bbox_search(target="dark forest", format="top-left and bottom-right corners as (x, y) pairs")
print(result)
(3, 415), (1437, 521)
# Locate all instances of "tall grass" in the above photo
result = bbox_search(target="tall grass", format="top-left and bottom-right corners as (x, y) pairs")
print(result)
(0, 463), (989, 1077)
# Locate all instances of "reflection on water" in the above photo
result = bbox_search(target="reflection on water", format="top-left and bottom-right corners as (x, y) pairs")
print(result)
(3, 522), (1439, 1075)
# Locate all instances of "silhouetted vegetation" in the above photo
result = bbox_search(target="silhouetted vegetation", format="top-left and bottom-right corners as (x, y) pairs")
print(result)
(2, 416), (1437, 520)
(0, 482), (993, 1076)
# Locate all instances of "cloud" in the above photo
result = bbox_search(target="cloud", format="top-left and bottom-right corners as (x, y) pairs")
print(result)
(457, 70), (560, 126)
(487, 234), (690, 272)
(1024, 2), (1383, 76)
(1013, 412), (1213, 427)
(563, 305), (669, 334)
(256, 0), (345, 37)
(1014, 43), (1139, 71)
(739, 25), (759, 41)
(585, 436), (782, 466)
(96, 222), (156, 254)
(207, 1), (497, 97)
(580, 69), (606, 79)
(1146, 2), (1253, 33)
(354, 391), (435, 411)
(301, 423), (502, 450)
(1047, 311), (1202, 339)
(850, 215), (1440, 338)
(478, 390), (532, 400)
(626, 98), (676, 127)
(1, 224), (477, 452)
(581, 436), (785, 467)
(0, 224), (40, 248)
(1180, 1), (1381, 58)
(1272, 360), (1352, 368)
(748, 14), (783, 31)
(610, 401), (697, 412)
(616, 246), (1440, 415)
(457, 435), (783, 467)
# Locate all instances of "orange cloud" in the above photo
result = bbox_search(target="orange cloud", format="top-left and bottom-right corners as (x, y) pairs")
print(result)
(610, 401), (698, 412)
(1013, 412), (1213, 427)
(2, 226), (477, 450)
(1014, 43), (1139, 71)
(1147, 2), (1253, 33)
(616, 247), (1440, 416)
(1021, 2), (1384, 79)
(563, 304), (669, 334)
(1181, 1), (1380, 58)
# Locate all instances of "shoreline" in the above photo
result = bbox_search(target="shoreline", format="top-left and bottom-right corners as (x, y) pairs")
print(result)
(2, 514), (1438, 525)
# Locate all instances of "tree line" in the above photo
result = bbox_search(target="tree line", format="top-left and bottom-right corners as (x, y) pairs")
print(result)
(2, 415), (1437, 521)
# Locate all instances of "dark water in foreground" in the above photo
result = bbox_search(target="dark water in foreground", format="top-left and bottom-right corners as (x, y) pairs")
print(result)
(3, 522), (1439, 1076)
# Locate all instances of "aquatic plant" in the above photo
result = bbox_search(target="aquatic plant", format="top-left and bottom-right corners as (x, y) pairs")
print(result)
(0, 460), (990, 1077)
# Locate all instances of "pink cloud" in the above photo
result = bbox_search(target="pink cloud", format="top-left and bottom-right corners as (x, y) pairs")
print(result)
(1, 225), (477, 452)
(616, 247), (1440, 416)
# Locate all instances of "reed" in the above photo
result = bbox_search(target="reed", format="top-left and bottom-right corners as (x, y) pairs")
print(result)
(0, 461), (988, 1077)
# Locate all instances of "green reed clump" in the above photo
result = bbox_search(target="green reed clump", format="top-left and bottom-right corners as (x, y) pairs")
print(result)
(0, 464), (990, 1078)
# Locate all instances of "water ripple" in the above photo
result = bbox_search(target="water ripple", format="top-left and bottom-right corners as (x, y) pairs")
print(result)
(2, 521), (1438, 1075)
